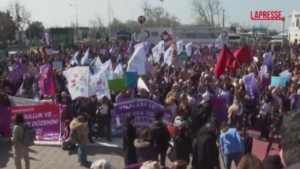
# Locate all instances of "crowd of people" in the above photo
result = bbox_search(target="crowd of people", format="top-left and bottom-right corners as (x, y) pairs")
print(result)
(3, 37), (300, 169)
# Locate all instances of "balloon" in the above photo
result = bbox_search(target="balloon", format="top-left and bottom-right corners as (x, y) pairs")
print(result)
(138, 16), (146, 25)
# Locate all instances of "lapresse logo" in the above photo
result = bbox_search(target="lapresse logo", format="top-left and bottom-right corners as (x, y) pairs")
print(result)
(250, 11), (284, 21)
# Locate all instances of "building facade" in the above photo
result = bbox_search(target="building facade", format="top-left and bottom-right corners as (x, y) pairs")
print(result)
(288, 10), (300, 43)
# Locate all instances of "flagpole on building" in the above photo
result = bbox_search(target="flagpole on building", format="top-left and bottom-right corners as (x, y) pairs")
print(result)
(108, 0), (111, 38)
(282, 17), (285, 47)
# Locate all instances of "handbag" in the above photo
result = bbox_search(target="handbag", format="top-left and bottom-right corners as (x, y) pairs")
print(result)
(167, 144), (175, 162)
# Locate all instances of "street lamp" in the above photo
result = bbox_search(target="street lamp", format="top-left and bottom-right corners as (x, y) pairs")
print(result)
(70, 4), (78, 29)
(223, 9), (225, 27)
(282, 17), (285, 46)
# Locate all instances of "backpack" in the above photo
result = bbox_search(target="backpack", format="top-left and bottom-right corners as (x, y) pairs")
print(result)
(69, 129), (78, 143)
(20, 125), (36, 147)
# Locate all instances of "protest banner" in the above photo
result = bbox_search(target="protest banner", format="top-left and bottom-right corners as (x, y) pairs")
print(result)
(124, 71), (138, 88)
(52, 61), (63, 69)
(0, 108), (10, 137)
(111, 99), (173, 135)
(10, 104), (61, 141)
(108, 78), (126, 91)
(9, 96), (53, 106)
(271, 76), (287, 87)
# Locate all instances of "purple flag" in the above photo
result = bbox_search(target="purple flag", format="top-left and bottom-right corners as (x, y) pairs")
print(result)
(263, 52), (273, 71)
(15, 82), (24, 96)
(38, 64), (49, 95)
(259, 65), (268, 78)
(243, 73), (260, 101)
(192, 49), (200, 61)
(126, 41), (134, 56)
(45, 33), (50, 46)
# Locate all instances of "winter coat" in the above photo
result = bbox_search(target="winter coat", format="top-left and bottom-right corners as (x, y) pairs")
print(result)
(123, 124), (137, 165)
(149, 122), (171, 152)
(169, 135), (193, 164)
(67, 119), (89, 146)
(134, 139), (156, 163)
(192, 127), (220, 169)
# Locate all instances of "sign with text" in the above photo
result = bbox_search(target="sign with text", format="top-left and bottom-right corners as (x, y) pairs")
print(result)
(271, 76), (287, 87)
(10, 104), (61, 141)
(111, 99), (173, 135)
(9, 96), (53, 106)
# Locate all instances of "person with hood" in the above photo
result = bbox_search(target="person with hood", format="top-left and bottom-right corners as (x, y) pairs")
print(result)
(150, 111), (171, 166)
(134, 129), (156, 163)
(262, 155), (284, 169)
(68, 115), (89, 166)
(191, 122), (220, 169)
(123, 115), (138, 166)
(168, 118), (193, 165)
(197, 92), (213, 128)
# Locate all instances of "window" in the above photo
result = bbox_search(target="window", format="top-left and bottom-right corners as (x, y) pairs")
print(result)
(297, 18), (300, 27)
(197, 33), (209, 39)
(151, 32), (158, 36)
(174, 32), (185, 39)
(229, 35), (241, 40)
(209, 33), (219, 39)
(293, 22), (294, 27)
(186, 33), (197, 39)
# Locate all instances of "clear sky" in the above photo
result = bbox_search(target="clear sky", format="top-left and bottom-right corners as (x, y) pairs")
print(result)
(0, 0), (299, 30)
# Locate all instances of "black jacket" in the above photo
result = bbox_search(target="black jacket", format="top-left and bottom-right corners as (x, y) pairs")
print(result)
(123, 124), (137, 165)
(192, 127), (220, 169)
(150, 122), (171, 152)
(199, 100), (213, 117)
(170, 135), (193, 165)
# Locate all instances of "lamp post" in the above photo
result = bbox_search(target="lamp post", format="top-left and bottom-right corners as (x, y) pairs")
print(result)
(222, 9), (225, 27)
(107, 0), (111, 38)
(282, 17), (285, 46)
(70, 4), (78, 38)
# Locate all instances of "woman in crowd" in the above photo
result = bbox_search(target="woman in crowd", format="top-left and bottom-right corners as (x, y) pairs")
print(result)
(134, 129), (156, 163)
(123, 115), (138, 166)
(61, 119), (75, 150)
(11, 113), (30, 169)
(168, 118), (192, 165)
(69, 115), (89, 166)
(237, 154), (263, 169)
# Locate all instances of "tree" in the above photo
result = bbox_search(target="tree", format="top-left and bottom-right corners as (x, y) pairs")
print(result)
(25, 21), (45, 39)
(142, 1), (180, 27)
(89, 14), (108, 39)
(8, 1), (31, 31)
(229, 21), (273, 30)
(0, 10), (16, 44)
(191, 0), (223, 27)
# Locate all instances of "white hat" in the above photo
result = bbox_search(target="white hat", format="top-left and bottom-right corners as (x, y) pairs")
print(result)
(202, 92), (210, 101)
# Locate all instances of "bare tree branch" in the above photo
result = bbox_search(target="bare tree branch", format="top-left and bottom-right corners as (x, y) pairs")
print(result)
(8, 1), (31, 31)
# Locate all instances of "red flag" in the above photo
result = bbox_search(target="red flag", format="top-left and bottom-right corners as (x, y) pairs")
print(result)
(213, 45), (234, 77)
(232, 45), (253, 71)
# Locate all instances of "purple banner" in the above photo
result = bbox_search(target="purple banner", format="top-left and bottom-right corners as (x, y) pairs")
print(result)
(112, 99), (173, 135)
(10, 104), (61, 141)
(243, 73), (260, 101)
(9, 65), (28, 79)
(194, 95), (229, 123)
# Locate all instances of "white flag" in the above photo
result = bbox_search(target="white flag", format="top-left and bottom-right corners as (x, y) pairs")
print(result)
(137, 77), (150, 92)
(127, 45), (147, 75)
(185, 42), (193, 56)
(176, 40), (184, 54)
(114, 63), (124, 78)
(164, 46), (173, 66)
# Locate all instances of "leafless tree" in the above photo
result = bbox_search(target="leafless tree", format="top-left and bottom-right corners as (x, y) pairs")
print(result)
(8, 1), (31, 31)
(191, 0), (223, 27)
(230, 21), (273, 30)
(89, 14), (108, 38)
(142, 1), (180, 27)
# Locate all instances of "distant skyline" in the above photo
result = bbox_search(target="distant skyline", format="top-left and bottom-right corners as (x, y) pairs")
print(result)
(0, 0), (299, 30)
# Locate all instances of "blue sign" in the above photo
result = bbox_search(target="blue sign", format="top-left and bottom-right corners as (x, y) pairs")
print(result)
(271, 76), (287, 87)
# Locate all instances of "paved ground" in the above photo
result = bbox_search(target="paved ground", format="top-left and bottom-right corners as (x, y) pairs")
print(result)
(0, 140), (235, 169)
